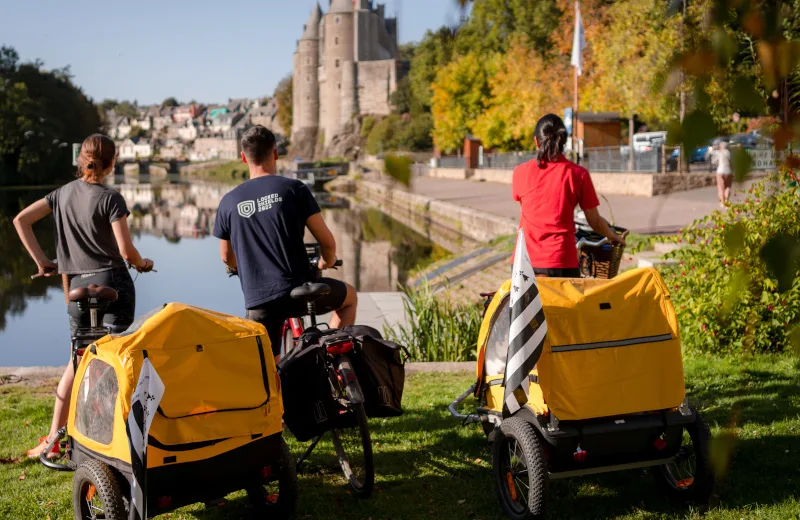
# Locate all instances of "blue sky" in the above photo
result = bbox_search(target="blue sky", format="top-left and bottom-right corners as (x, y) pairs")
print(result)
(0, 0), (466, 105)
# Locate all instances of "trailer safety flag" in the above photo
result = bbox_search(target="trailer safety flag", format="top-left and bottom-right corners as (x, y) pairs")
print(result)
(127, 358), (165, 520)
(503, 230), (548, 415)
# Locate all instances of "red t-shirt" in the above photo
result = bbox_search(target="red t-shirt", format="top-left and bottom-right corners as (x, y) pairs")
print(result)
(512, 155), (600, 269)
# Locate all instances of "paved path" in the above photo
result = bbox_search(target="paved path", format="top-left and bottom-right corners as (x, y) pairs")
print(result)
(411, 176), (761, 234)
(319, 291), (408, 334)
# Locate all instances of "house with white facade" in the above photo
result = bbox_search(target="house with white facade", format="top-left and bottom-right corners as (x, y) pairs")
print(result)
(178, 119), (199, 141)
(118, 137), (153, 160)
(132, 116), (152, 132)
(109, 116), (131, 139)
(211, 113), (242, 134)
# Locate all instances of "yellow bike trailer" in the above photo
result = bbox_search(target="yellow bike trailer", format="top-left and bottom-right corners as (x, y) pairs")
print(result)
(54, 302), (296, 519)
(450, 268), (714, 520)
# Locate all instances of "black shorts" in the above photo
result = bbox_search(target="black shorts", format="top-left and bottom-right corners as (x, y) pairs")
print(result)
(67, 267), (136, 335)
(533, 267), (581, 278)
(246, 277), (349, 357)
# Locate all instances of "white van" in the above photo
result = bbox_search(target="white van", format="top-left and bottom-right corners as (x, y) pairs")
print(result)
(632, 131), (668, 152)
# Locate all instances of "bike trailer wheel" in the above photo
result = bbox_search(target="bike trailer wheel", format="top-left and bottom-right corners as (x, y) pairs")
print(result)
(73, 460), (126, 520)
(492, 417), (549, 520)
(331, 401), (375, 498)
(246, 437), (298, 519)
(653, 408), (715, 505)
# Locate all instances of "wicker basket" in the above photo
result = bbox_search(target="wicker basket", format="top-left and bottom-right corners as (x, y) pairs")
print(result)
(578, 229), (628, 279)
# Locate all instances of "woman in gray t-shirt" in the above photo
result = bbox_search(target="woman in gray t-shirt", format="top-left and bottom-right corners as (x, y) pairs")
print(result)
(13, 134), (155, 459)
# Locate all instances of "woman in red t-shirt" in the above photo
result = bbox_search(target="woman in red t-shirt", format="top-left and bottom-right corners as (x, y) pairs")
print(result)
(513, 114), (624, 277)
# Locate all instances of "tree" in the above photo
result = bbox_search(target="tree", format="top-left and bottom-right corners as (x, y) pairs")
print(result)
(582, 0), (680, 133)
(391, 76), (416, 115)
(409, 27), (458, 111)
(100, 98), (118, 113)
(129, 126), (148, 138)
(0, 46), (101, 186)
(161, 97), (179, 108)
(431, 52), (497, 152)
(114, 100), (137, 118)
(455, 0), (563, 56)
(472, 39), (571, 151)
(274, 75), (293, 136)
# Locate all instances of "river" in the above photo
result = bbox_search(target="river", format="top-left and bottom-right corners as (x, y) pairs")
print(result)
(0, 175), (448, 366)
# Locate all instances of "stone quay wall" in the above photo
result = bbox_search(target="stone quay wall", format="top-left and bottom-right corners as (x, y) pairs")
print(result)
(353, 179), (517, 243)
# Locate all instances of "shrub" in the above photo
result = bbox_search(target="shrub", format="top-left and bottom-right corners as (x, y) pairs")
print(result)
(360, 116), (376, 138)
(385, 282), (481, 362)
(657, 164), (800, 356)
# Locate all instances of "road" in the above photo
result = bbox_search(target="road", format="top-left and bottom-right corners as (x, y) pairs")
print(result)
(410, 175), (761, 234)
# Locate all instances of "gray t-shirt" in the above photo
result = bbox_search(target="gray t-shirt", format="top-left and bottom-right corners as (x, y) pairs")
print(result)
(45, 180), (130, 275)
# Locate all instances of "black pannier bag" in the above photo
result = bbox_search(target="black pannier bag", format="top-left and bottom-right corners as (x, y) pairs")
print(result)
(277, 335), (355, 442)
(343, 325), (406, 418)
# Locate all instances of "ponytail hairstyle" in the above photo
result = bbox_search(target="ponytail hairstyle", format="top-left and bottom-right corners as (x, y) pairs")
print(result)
(534, 114), (568, 168)
(77, 134), (116, 182)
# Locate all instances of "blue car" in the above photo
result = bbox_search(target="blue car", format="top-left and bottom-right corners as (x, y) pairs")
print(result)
(671, 141), (712, 163)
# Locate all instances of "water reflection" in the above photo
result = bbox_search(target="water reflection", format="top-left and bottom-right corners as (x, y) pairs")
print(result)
(0, 176), (446, 365)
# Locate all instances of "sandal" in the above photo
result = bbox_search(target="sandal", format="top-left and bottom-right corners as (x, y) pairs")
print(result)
(27, 436), (61, 459)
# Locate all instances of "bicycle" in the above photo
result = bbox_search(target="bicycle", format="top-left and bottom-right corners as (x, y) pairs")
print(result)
(227, 253), (374, 498)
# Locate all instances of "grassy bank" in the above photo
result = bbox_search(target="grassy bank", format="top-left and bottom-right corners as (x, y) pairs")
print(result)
(1, 355), (799, 519)
(180, 160), (248, 185)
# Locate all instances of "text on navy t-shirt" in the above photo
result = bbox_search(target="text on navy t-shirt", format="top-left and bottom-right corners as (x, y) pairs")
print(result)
(213, 175), (321, 308)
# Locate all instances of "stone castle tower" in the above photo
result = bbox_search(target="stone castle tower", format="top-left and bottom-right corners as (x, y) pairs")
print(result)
(292, 0), (399, 155)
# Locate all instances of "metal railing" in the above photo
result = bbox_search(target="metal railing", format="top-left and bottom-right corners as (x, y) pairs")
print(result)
(585, 146), (663, 173)
(479, 151), (536, 169)
(436, 156), (466, 169)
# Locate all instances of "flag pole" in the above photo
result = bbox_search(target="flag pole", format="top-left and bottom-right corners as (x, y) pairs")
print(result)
(573, 61), (579, 165)
(572, 0), (581, 165)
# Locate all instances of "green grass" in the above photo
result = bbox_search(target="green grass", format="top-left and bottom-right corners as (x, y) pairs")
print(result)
(2, 355), (799, 519)
(182, 161), (248, 185)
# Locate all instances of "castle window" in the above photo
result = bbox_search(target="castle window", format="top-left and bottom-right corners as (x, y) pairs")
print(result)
(335, 37), (339, 45)
(306, 75), (310, 82)
(335, 59), (340, 68)
(306, 95), (310, 101)
(338, 83), (341, 90)
(335, 16), (340, 24)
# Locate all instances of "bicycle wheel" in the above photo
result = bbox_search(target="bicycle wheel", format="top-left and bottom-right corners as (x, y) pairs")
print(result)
(331, 400), (374, 498)
(73, 460), (126, 520)
(653, 408), (714, 505)
(246, 437), (298, 519)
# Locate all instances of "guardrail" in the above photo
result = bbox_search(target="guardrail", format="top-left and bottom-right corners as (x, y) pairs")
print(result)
(437, 156), (466, 169)
(585, 146), (663, 173)
(479, 151), (536, 169)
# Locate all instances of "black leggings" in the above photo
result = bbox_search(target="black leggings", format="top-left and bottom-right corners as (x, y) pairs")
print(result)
(533, 267), (581, 278)
(67, 267), (136, 335)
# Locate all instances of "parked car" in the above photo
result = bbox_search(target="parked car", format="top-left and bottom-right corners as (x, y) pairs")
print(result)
(670, 140), (712, 165)
(633, 131), (668, 152)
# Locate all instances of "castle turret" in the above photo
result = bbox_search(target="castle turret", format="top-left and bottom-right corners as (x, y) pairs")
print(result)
(319, 0), (355, 145)
(292, 3), (322, 141)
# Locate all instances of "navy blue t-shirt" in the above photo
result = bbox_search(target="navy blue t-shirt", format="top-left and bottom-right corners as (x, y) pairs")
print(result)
(213, 175), (321, 308)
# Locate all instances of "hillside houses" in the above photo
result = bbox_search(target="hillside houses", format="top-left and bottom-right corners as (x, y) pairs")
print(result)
(106, 98), (285, 163)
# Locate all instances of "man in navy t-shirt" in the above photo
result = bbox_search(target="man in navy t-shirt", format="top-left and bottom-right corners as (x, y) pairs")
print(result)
(213, 126), (357, 355)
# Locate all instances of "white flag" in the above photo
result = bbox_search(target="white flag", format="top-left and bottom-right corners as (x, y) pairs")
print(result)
(503, 230), (548, 415)
(126, 358), (165, 520)
(570, 1), (587, 76)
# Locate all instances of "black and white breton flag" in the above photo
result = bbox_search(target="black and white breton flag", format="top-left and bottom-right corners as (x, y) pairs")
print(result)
(126, 358), (165, 520)
(503, 230), (548, 415)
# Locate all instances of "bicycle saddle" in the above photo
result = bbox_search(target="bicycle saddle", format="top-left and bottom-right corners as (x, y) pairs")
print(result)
(68, 284), (119, 303)
(290, 282), (331, 302)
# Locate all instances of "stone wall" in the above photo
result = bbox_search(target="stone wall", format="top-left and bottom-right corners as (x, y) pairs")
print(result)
(353, 180), (517, 244)
(473, 169), (513, 183)
(356, 60), (396, 116)
(424, 167), (718, 197)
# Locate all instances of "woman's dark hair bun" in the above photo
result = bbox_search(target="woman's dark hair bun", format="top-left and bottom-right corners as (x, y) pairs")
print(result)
(534, 114), (568, 168)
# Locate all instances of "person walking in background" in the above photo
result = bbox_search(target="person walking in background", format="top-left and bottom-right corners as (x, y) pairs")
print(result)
(714, 140), (733, 207)
(13, 134), (154, 458)
(512, 114), (625, 277)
